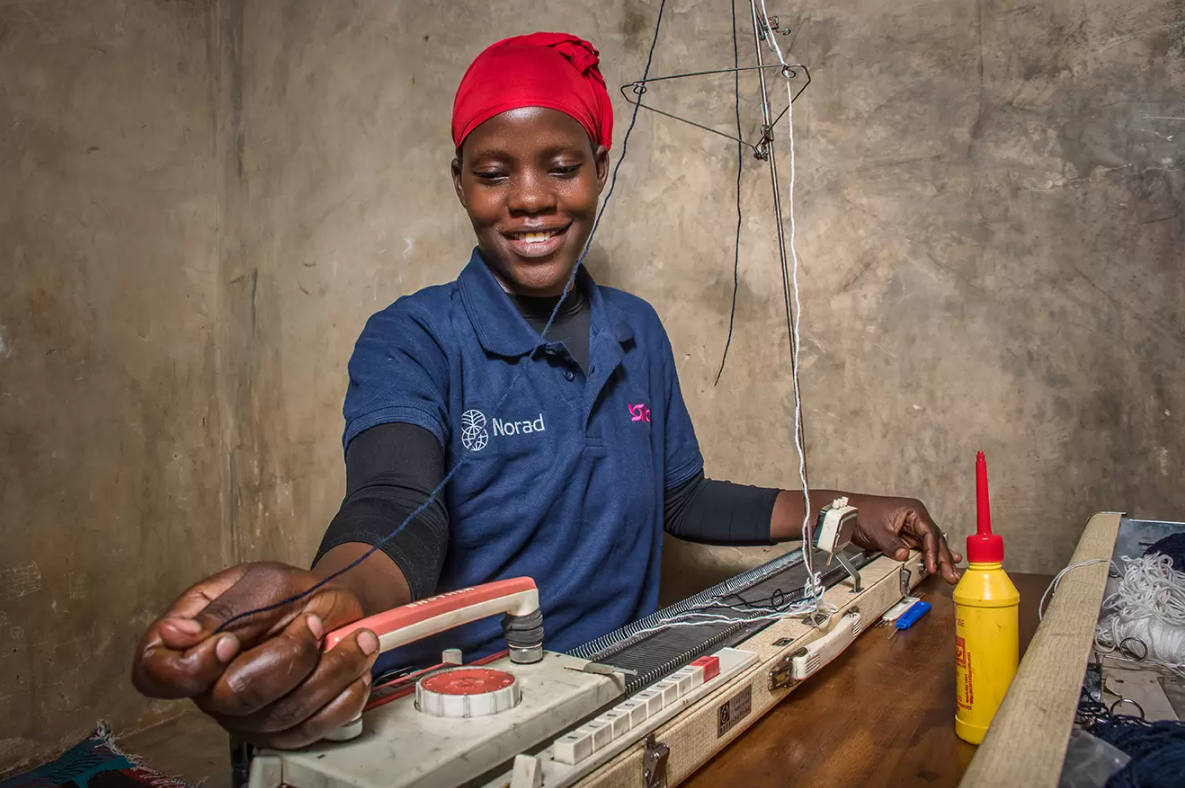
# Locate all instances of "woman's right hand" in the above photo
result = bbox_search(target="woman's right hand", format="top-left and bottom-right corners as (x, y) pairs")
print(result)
(130, 562), (380, 749)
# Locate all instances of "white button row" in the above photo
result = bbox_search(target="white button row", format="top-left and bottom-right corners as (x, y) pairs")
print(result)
(552, 661), (714, 766)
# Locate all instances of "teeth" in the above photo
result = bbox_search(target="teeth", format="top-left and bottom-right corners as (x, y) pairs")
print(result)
(514, 230), (560, 243)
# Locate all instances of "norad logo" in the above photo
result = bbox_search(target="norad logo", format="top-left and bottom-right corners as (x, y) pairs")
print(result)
(460, 409), (545, 452)
(493, 413), (545, 437)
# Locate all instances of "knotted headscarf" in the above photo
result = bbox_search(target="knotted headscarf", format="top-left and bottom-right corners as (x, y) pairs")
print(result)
(451, 32), (614, 152)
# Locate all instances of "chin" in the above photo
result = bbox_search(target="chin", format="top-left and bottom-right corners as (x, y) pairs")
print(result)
(488, 247), (578, 295)
(512, 259), (576, 294)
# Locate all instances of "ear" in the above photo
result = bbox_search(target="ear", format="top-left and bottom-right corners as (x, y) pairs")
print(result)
(594, 145), (610, 192)
(451, 155), (467, 208)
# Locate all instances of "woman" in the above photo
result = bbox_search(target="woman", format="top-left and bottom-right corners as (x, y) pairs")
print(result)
(131, 33), (961, 749)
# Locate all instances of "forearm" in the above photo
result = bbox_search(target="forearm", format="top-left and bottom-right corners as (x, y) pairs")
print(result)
(313, 543), (412, 616)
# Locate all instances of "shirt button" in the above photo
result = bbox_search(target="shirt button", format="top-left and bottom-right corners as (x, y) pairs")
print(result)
(564, 370), (576, 381)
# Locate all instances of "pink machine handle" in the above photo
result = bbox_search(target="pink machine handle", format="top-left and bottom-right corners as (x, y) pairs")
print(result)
(324, 577), (543, 662)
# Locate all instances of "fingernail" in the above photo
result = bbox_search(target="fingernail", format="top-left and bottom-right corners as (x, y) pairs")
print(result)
(358, 630), (378, 656)
(362, 671), (372, 688)
(307, 614), (323, 640)
(215, 634), (240, 663)
(167, 619), (202, 635)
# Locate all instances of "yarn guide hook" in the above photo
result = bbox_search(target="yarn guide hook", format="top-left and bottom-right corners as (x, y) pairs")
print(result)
(757, 15), (793, 40)
(619, 63), (810, 160)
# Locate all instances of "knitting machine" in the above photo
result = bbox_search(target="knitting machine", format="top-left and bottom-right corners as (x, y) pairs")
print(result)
(244, 501), (926, 788)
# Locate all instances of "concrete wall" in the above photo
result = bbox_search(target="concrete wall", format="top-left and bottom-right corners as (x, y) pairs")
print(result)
(0, 0), (224, 772)
(233, 0), (1184, 591)
(1, 0), (1182, 772)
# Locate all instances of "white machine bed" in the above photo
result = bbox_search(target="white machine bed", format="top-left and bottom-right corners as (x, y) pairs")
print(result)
(247, 539), (925, 788)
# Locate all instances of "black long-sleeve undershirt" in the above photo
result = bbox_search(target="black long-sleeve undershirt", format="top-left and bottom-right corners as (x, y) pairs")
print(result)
(313, 422), (778, 600)
(313, 423), (450, 600)
(663, 471), (780, 546)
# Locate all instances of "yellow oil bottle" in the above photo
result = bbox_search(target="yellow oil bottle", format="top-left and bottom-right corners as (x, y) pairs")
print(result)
(954, 451), (1019, 745)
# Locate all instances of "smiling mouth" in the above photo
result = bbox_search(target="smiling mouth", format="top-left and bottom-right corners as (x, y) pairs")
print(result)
(506, 227), (568, 243)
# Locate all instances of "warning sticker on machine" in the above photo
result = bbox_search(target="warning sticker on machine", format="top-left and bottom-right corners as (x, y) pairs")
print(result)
(717, 685), (752, 738)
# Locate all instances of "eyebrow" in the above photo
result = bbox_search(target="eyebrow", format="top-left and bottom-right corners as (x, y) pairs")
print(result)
(466, 148), (510, 161)
(466, 143), (587, 162)
(536, 143), (586, 158)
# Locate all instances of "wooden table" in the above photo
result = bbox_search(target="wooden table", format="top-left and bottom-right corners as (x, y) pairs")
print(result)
(684, 572), (1051, 788)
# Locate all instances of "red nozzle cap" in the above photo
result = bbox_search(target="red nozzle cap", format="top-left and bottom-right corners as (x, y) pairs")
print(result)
(967, 451), (1004, 563)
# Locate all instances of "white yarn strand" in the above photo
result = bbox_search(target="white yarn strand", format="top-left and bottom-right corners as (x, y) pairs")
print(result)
(756, 0), (815, 603)
(623, 598), (838, 643)
(1038, 558), (1111, 621)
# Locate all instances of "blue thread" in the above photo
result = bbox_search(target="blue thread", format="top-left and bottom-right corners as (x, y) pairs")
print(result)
(1078, 693), (1185, 788)
(1092, 715), (1185, 788)
(715, 0), (745, 387)
(215, 2), (670, 634)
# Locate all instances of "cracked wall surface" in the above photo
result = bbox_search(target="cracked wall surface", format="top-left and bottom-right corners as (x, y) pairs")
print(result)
(2, 0), (1182, 771)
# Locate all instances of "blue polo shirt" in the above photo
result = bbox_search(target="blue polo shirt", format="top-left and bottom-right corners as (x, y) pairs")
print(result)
(342, 249), (704, 663)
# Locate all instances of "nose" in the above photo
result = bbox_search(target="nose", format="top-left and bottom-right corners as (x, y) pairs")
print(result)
(507, 169), (557, 216)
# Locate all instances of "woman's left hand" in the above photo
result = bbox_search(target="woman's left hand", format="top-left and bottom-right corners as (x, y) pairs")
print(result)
(849, 497), (962, 584)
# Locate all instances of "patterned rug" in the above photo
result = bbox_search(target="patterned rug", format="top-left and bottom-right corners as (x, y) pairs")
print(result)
(0, 726), (192, 788)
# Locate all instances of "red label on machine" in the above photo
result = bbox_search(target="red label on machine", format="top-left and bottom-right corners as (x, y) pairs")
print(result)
(955, 636), (966, 668)
(691, 655), (720, 682)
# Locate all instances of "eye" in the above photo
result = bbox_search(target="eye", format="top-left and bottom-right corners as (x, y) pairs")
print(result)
(551, 163), (582, 177)
(474, 170), (507, 183)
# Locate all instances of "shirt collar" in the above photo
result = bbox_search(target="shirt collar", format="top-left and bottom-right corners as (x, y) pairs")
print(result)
(458, 248), (634, 357)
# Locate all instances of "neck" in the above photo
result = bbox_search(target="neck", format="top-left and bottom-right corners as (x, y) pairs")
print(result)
(507, 284), (584, 321)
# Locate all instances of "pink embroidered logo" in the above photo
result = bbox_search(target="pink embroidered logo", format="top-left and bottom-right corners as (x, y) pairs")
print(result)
(628, 403), (651, 423)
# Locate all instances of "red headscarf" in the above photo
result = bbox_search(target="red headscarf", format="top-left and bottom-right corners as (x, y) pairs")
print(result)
(451, 32), (613, 153)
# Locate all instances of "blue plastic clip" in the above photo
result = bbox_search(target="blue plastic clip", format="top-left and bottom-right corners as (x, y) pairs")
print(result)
(895, 600), (932, 630)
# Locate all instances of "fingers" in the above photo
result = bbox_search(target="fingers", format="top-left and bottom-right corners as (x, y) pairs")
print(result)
(196, 614), (329, 718)
(919, 526), (941, 577)
(132, 566), (256, 698)
(212, 629), (380, 735)
(132, 559), (372, 734)
(195, 564), (365, 648)
(159, 617), (203, 647)
(913, 516), (962, 584)
(936, 535), (963, 584)
(905, 509), (962, 583)
(190, 563), (311, 644)
(860, 518), (911, 562)
(133, 626), (242, 699)
(154, 565), (252, 651)
(133, 562), (338, 701)
(250, 672), (373, 750)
